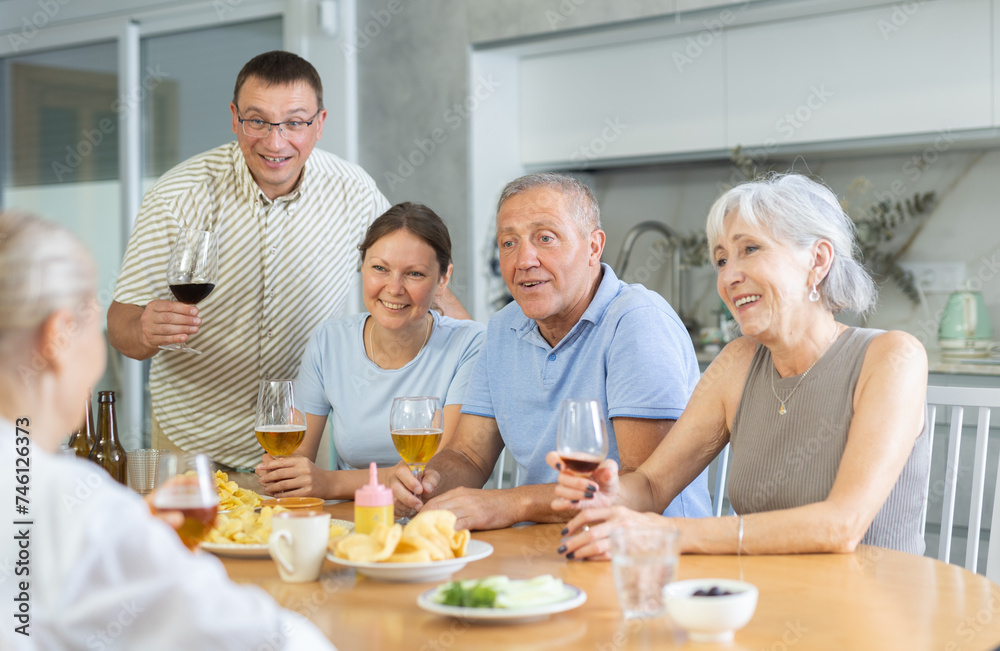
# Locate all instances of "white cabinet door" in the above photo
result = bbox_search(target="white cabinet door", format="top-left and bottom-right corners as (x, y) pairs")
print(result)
(726, 0), (992, 148)
(520, 34), (726, 167)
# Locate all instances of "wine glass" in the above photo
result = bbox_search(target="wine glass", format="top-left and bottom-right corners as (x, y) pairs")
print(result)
(159, 227), (218, 355)
(390, 396), (443, 478)
(556, 399), (609, 478)
(152, 453), (219, 550)
(255, 379), (306, 458)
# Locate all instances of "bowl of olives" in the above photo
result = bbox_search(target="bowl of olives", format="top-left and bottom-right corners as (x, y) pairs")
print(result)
(664, 579), (758, 643)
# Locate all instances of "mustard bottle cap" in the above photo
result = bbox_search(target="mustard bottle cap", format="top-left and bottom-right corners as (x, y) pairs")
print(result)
(355, 461), (392, 507)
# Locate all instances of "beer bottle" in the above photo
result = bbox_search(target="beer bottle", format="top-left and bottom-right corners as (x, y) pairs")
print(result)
(89, 391), (127, 484)
(67, 393), (96, 459)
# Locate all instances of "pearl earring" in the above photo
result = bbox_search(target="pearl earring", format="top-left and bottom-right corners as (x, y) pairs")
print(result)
(809, 284), (820, 302)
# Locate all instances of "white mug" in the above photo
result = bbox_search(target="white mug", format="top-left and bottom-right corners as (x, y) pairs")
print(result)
(268, 511), (331, 583)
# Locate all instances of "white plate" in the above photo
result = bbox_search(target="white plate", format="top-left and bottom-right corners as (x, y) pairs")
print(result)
(200, 542), (271, 558)
(201, 519), (354, 558)
(327, 539), (493, 582)
(416, 583), (587, 624)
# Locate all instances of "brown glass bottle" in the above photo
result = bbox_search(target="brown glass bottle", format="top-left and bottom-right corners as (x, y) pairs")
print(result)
(89, 391), (127, 484)
(68, 393), (96, 459)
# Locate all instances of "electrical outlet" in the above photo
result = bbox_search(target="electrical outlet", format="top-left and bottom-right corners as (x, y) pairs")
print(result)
(897, 262), (967, 293)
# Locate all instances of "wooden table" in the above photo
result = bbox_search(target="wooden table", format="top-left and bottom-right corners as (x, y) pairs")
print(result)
(219, 502), (1000, 650)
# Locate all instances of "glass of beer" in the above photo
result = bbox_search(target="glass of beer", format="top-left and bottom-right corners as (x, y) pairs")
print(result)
(556, 399), (609, 478)
(255, 379), (306, 457)
(390, 396), (443, 478)
(152, 453), (219, 550)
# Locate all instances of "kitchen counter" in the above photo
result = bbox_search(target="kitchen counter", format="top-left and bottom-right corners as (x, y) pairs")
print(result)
(928, 351), (1000, 377)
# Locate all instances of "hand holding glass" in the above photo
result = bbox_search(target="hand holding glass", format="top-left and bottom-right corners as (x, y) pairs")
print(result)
(556, 399), (609, 478)
(390, 396), (443, 477)
(152, 453), (219, 550)
(160, 227), (218, 355)
(255, 379), (306, 457)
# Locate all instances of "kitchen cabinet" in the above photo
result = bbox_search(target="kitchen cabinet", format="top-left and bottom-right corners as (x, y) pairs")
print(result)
(726, 0), (992, 148)
(515, 0), (995, 168)
(519, 35), (725, 167)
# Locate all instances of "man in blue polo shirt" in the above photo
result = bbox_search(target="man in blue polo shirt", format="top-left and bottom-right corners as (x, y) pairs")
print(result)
(391, 172), (710, 530)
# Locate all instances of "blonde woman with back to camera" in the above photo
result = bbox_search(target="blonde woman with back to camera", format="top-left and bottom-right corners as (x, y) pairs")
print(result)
(549, 174), (931, 558)
(0, 212), (335, 650)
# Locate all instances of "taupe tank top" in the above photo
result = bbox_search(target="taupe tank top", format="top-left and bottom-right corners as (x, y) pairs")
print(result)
(728, 327), (929, 554)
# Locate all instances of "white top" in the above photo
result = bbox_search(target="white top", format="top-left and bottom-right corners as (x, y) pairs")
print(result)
(113, 141), (390, 468)
(295, 311), (485, 470)
(0, 419), (335, 650)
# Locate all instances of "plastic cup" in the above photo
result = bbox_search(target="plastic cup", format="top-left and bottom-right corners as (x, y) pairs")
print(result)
(127, 448), (167, 495)
(610, 526), (680, 619)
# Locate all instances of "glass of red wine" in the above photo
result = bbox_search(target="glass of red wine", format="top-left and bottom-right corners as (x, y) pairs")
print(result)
(159, 227), (217, 355)
(152, 452), (219, 551)
(556, 399), (609, 478)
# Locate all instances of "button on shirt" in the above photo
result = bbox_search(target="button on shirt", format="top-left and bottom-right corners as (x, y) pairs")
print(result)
(113, 142), (389, 468)
(461, 263), (712, 518)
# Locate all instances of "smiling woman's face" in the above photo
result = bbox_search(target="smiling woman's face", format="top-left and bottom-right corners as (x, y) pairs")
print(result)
(713, 211), (813, 340)
(362, 228), (447, 334)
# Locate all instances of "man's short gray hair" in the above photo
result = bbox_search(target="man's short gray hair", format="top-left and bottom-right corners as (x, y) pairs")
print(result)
(496, 173), (601, 234)
(705, 173), (877, 315)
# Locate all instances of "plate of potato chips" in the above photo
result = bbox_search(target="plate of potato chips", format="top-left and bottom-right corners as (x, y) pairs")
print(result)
(328, 510), (492, 582)
(201, 505), (353, 558)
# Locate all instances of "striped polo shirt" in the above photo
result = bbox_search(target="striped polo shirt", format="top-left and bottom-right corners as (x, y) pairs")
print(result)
(113, 141), (390, 468)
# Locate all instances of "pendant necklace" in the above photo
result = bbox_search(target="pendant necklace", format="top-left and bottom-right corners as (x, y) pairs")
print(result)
(368, 314), (431, 369)
(770, 325), (840, 416)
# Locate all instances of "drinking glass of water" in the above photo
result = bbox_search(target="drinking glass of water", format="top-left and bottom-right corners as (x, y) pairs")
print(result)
(610, 526), (680, 619)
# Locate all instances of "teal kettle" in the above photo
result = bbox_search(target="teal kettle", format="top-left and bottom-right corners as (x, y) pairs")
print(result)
(938, 290), (993, 353)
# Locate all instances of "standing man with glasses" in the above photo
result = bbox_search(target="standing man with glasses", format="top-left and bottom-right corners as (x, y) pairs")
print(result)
(108, 51), (460, 470)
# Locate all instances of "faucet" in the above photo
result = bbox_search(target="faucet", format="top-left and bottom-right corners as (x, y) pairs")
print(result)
(614, 220), (684, 320)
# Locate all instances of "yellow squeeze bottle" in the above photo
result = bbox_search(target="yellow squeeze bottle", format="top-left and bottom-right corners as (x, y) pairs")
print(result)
(354, 462), (394, 534)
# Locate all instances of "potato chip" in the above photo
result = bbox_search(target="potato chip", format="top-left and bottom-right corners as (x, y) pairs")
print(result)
(334, 522), (403, 562)
(214, 470), (262, 511)
(332, 509), (471, 563)
(205, 505), (286, 544)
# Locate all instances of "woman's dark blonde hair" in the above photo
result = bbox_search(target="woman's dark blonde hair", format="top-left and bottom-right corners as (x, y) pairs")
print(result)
(358, 202), (452, 276)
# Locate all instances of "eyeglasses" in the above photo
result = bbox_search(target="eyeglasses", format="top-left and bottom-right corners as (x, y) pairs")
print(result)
(237, 109), (321, 139)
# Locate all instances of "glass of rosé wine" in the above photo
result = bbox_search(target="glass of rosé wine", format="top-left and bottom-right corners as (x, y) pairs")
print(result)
(556, 399), (609, 478)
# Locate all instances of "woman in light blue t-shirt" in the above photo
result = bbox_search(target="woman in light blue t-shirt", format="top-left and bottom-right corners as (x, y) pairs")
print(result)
(255, 203), (485, 499)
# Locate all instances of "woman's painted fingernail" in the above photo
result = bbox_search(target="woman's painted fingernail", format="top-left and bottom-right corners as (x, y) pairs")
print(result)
(587, 485), (597, 492)
(557, 545), (567, 554)
(571, 500), (579, 505)
(561, 527), (569, 535)
(555, 462), (563, 470)
(584, 491), (594, 499)
(566, 552), (575, 560)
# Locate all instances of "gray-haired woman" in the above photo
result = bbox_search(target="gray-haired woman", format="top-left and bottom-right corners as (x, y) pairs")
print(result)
(550, 173), (930, 558)
(0, 213), (335, 649)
